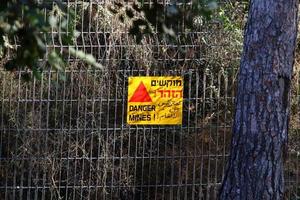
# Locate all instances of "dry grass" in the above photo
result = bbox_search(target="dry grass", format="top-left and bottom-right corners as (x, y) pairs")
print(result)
(1, 1), (300, 199)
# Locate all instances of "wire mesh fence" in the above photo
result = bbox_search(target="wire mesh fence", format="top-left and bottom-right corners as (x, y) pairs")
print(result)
(0, 1), (300, 200)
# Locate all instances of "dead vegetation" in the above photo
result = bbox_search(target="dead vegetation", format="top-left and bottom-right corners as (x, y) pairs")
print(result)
(0, 1), (299, 199)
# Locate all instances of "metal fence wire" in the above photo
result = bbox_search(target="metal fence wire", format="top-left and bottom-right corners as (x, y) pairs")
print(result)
(0, 1), (300, 200)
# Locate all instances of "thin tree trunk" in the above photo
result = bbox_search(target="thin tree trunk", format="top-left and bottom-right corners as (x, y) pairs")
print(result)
(219, 1), (298, 199)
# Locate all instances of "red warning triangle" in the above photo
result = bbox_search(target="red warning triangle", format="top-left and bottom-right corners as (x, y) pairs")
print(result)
(129, 82), (152, 102)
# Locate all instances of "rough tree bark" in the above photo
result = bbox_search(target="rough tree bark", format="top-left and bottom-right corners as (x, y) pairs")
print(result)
(219, 1), (299, 199)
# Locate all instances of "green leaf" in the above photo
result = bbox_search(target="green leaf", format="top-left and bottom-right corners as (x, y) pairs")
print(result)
(48, 15), (58, 28)
(32, 67), (42, 80)
(48, 50), (65, 71)
(69, 47), (103, 69)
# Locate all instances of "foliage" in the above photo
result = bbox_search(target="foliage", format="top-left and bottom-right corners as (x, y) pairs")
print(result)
(123, 0), (219, 42)
(216, 1), (248, 31)
(0, 0), (223, 80)
(1, 1), (300, 199)
(0, 0), (102, 80)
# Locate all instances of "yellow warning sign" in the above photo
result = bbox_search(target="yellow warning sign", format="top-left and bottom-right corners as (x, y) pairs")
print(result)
(127, 76), (183, 125)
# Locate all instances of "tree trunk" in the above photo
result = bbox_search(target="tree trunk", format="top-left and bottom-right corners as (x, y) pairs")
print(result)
(219, 1), (298, 199)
